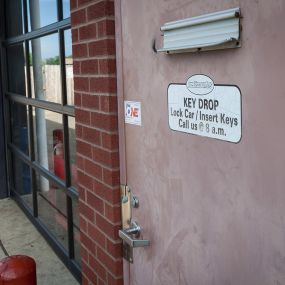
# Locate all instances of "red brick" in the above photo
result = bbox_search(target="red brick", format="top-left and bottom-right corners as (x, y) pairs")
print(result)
(101, 132), (119, 150)
(87, 191), (104, 213)
(97, 247), (122, 276)
(75, 109), (90, 125)
(71, 28), (79, 43)
(96, 214), (120, 240)
(91, 112), (118, 132)
(79, 202), (95, 222)
(76, 154), (84, 169)
(81, 59), (99, 75)
(74, 76), (89, 92)
(87, 1), (114, 21)
(82, 94), (99, 109)
(78, 0), (93, 7)
(82, 261), (97, 283)
(102, 168), (120, 187)
(106, 239), (122, 259)
(89, 39), (116, 57)
(73, 61), (80, 75)
(93, 181), (120, 205)
(74, 92), (82, 106)
(90, 77), (117, 93)
(82, 125), (101, 145)
(78, 185), (86, 201)
(104, 203), (121, 224)
(75, 123), (83, 138)
(98, 19), (115, 37)
(99, 59), (116, 74)
(73, 0), (122, 280)
(78, 170), (93, 189)
(88, 222), (106, 248)
(80, 244), (89, 263)
(73, 43), (88, 58)
(71, 8), (86, 26)
(92, 146), (119, 168)
(79, 23), (97, 41)
(70, 0), (77, 10)
(107, 274), (124, 285)
(77, 140), (92, 157)
(80, 215), (88, 233)
(82, 274), (90, 285)
(98, 278), (105, 285)
(100, 95), (117, 112)
(89, 254), (107, 281)
(85, 159), (102, 180)
(81, 232), (96, 254)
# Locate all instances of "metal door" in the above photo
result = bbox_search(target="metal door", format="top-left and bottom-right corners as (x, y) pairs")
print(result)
(116, 0), (285, 284)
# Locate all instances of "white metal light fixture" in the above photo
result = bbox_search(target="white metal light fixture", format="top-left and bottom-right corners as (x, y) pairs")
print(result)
(158, 7), (241, 54)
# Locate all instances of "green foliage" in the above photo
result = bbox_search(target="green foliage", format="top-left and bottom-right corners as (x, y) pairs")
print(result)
(45, 56), (60, 65)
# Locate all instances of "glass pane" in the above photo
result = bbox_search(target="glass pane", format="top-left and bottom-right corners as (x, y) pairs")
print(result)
(37, 174), (68, 250)
(68, 117), (77, 187)
(5, 0), (24, 37)
(27, 0), (57, 31)
(30, 33), (62, 103)
(33, 108), (65, 180)
(72, 199), (81, 265)
(10, 102), (29, 155)
(74, 227), (81, 265)
(65, 30), (74, 105)
(7, 44), (26, 95)
(12, 155), (33, 210)
(63, 0), (71, 19)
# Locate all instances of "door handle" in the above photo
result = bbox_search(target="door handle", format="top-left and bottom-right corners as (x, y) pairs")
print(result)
(119, 221), (150, 248)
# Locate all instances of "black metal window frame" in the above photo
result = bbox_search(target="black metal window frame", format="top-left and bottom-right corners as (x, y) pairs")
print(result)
(0, 0), (81, 282)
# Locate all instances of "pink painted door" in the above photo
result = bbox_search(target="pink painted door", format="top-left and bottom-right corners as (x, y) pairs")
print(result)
(116, 0), (285, 284)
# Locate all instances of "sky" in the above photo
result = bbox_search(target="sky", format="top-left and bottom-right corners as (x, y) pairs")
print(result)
(27, 0), (72, 58)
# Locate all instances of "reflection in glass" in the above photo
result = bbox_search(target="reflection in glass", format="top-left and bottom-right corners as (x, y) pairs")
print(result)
(72, 199), (81, 265)
(7, 44), (26, 95)
(37, 175), (68, 251)
(30, 33), (62, 104)
(68, 117), (77, 187)
(5, 0), (24, 37)
(74, 227), (81, 265)
(13, 155), (33, 209)
(11, 102), (29, 155)
(65, 30), (74, 105)
(63, 0), (71, 19)
(28, 0), (57, 31)
(33, 108), (65, 184)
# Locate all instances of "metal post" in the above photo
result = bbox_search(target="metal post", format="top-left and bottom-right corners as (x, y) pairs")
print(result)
(29, 0), (49, 191)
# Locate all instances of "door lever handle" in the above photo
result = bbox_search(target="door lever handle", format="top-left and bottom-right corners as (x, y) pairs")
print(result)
(119, 221), (150, 248)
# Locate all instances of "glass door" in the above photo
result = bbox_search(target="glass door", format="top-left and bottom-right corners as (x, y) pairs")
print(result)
(1, 0), (80, 281)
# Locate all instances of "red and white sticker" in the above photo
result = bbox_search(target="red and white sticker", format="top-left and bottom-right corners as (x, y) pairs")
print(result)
(124, 101), (142, 126)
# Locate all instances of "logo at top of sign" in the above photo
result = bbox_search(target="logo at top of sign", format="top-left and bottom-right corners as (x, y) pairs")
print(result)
(186, 74), (214, 95)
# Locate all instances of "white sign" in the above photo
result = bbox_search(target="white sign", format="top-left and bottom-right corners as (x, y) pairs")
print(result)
(124, 101), (142, 126)
(168, 75), (241, 143)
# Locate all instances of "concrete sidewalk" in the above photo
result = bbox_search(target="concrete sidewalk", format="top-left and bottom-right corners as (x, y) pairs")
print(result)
(0, 198), (79, 285)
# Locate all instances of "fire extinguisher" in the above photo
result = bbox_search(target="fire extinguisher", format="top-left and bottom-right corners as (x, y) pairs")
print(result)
(53, 129), (65, 180)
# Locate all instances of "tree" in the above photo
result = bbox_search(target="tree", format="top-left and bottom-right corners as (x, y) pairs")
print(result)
(45, 56), (60, 65)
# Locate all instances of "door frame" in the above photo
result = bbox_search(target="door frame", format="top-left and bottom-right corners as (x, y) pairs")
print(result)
(0, 0), (8, 199)
(115, 0), (130, 284)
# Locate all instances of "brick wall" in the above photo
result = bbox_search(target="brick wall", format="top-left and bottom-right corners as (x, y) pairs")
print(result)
(70, 1), (123, 284)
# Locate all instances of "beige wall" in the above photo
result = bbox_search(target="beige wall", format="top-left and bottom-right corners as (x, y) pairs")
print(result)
(30, 65), (74, 104)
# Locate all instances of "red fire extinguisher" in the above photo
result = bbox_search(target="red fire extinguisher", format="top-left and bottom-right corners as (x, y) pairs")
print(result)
(53, 129), (65, 180)
(0, 255), (37, 285)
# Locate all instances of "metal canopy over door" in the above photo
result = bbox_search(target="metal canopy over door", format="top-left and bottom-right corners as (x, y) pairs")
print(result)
(116, 0), (285, 285)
